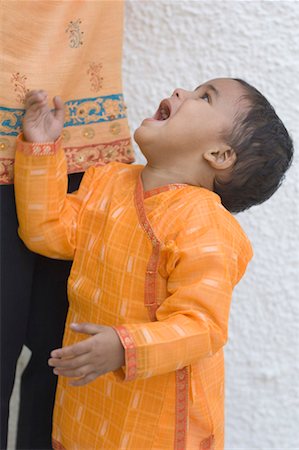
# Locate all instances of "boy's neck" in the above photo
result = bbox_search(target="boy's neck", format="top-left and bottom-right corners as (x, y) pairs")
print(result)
(141, 164), (214, 191)
(141, 164), (187, 191)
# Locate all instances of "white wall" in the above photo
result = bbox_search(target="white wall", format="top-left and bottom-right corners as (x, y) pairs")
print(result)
(123, 1), (299, 449)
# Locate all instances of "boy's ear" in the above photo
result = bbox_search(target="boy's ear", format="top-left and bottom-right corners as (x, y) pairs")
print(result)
(203, 147), (236, 170)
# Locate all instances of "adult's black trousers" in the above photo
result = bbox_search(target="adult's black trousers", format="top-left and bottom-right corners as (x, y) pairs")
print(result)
(0, 172), (83, 450)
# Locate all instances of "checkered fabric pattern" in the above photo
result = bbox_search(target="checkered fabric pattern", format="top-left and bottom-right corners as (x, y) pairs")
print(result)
(14, 137), (253, 450)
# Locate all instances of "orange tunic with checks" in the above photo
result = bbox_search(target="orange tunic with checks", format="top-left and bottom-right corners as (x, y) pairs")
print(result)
(14, 137), (253, 450)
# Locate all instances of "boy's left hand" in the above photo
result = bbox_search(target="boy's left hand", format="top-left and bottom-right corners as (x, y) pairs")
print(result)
(48, 323), (125, 386)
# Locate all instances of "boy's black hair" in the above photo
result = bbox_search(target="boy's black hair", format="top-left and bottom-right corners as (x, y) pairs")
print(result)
(214, 79), (294, 213)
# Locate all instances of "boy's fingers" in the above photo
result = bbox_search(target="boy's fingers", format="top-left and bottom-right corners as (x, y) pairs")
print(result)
(48, 353), (88, 369)
(26, 89), (47, 98)
(24, 90), (41, 102)
(50, 322), (106, 359)
(69, 372), (98, 387)
(53, 96), (65, 120)
(50, 338), (92, 359)
(53, 95), (63, 109)
(26, 101), (48, 113)
(25, 90), (48, 108)
(70, 322), (104, 335)
(53, 364), (91, 378)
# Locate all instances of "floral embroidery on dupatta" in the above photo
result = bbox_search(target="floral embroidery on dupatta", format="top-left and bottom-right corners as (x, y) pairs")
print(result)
(10, 73), (29, 104)
(87, 62), (104, 92)
(65, 19), (84, 48)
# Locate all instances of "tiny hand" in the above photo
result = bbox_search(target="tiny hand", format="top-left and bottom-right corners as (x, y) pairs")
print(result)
(23, 90), (65, 143)
(48, 323), (125, 386)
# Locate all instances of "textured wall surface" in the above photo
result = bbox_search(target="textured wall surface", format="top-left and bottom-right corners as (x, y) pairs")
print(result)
(123, 1), (299, 449)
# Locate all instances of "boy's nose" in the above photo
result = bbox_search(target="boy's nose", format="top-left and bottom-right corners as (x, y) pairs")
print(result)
(172, 88), (193, 100)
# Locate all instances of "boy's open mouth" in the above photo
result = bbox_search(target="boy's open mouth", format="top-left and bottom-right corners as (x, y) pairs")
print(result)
(153, 99), (172, 121)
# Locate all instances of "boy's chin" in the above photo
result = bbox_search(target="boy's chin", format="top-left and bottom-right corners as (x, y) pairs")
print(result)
(134, 128), (153, 160)
(133, 126), (146, 147)
(134, 123), (163, 157)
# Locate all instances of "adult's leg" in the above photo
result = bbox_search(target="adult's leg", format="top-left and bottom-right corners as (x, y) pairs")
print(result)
(0, 185), (35, 450)
(16, 255), (71, 450)
(16, 172), (83, 450)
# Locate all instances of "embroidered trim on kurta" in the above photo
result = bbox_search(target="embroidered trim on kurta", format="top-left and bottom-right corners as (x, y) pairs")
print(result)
(135, 175), (189, 448)
(135, 177), (188, 320)
(52, 438), (66, 450)
(16, 134), (62, 156)
(134, 175), (162, 322)
(175, 367), (189, 450)
(144, 243), (161, 322)
(143, 183), (188, 199)
(114, 325), (137, 381)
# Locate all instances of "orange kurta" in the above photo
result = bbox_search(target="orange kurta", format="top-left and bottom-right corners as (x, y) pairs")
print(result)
(14, 137), (253, 450)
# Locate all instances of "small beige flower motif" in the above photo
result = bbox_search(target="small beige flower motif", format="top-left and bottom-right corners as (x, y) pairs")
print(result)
(65, 19), (84, 48)
(87, 62), (104, 92)
(11, 72), (29, 104)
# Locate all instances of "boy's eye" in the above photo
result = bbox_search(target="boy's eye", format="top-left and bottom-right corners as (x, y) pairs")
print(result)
(201, 93), (210, 103)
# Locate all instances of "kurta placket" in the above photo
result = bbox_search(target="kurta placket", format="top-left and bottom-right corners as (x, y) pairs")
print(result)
(134, 175), (189, 450)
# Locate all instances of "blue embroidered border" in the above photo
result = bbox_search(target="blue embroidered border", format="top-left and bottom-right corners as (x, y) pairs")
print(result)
(0, 94), (127, 136)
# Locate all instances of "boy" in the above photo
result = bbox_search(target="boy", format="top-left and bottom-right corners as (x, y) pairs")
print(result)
(14, 78), (293, 449)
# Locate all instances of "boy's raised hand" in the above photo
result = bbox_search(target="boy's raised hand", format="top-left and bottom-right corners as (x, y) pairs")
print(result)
(23, 90), (65, 143)
(48, 323), (125, 386)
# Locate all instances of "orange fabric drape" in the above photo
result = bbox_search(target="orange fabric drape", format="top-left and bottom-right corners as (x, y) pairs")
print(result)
(0, 1), (133, 184)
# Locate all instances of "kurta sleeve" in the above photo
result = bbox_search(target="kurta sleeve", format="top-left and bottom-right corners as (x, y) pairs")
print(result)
(14, 135), (96, 260)
(115, 222), (252, 381)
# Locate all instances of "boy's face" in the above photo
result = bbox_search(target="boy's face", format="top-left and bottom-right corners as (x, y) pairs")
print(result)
(134, 78), (247, 167)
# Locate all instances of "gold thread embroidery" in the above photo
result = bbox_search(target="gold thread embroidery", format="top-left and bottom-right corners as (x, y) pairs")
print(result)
(87, 62), (104, 92)
(61, 129), (71, 143)
(65, 19), (84, 48)
(0, 138), (10, 152)
(103, 99), (122, 119)
(82, 127), (95, 139)
(110, 122), (121, 136)
(75, 154), (86, 164)
(0, 158), (14, 184)
(10, 72), (29, 104)
(0, 138), (134, 184)
(0, 109), (24, 134)
(64, 100), (102, 124)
